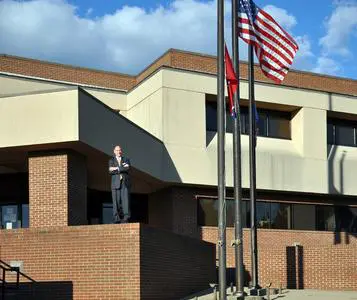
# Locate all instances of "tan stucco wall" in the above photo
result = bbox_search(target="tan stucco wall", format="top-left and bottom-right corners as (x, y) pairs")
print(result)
(78, 91), (180, 182)
(125, 68), (357, 195)
(0, 74), (68, 96)
(0, 89), (79, 147)
(2, 69), (357, 196)
(83, 88), (127, 111)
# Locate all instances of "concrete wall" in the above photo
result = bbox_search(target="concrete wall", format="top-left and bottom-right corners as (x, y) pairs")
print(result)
(2, 68), (357, 196)
(125, 68), (357, 196)
(0, 89), (79, 147)
(0, 74), (67, 96)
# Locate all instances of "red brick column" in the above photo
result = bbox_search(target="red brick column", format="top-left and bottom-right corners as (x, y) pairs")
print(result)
(29, 150), (87, 227)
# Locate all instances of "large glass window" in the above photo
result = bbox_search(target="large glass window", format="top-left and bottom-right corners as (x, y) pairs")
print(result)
(198, 197), (357, 233)
(292, 204), (315, 230)
(198, 198), (291, 229)
(206, 98), (291, 139)
(316, 206), (336, 231)
(271, 203), (291, 229)
(327, 118), (357, 147)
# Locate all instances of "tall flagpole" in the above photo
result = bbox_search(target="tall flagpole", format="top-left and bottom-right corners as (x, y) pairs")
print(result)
(217, 0), (226, 299)
(232, 0), (244, 296)
(248, 44), (259, 290)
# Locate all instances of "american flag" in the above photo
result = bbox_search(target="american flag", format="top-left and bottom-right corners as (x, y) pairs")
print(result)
(238, 0), (299, 83)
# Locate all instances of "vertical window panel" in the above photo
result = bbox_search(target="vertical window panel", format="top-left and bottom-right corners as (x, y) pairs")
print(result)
(269, 115), (290, 139)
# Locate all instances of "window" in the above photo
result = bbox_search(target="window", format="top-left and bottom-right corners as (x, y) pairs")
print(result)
(270, 203), (291, 229)
(0, 204), (28, 229)
(198, 197), (356, 233)
(206, 99), (291, 139)
(198, 198), (291, 229)
(102, 203), (113, 224)
(316, 205), (357, 232)
(22, 204), (29, 228)
(292, 204), (315, 230)
(327, 118), (357, 147)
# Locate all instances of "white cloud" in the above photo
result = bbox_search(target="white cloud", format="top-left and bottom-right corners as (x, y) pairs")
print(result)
(262, 5), (297, 31)
(319, 2), (357, 57)
(313, 57), (341, 76)
(0, 0), (222, 74)
(0, 0), (321, 78)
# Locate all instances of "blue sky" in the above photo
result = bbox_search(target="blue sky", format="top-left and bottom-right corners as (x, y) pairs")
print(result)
(1, 0), (357, 80)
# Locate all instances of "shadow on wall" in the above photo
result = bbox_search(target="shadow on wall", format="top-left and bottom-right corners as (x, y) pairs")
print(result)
(2, 281), (73, 300)
(327, 94), (357, 244)
(328, 145), (357, 244)
(224, 265), (251, 288)
(286, 245), (304, 289)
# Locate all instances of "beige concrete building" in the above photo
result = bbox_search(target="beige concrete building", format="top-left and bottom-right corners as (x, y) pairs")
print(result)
(0, 50), (357, 297)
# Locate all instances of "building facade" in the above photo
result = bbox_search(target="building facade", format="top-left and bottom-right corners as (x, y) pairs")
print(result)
(0, 50), (357, 298)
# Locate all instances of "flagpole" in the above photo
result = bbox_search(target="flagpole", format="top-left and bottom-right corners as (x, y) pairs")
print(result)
(217, 0), (227, 299)
(232, 0), (244, 296)
(248, 44), (259, 290)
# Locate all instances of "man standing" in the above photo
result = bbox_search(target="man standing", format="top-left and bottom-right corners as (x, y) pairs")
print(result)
(109, 145), (131, 223)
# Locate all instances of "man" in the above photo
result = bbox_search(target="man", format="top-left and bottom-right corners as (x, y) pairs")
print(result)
(109, 145), (131, 223)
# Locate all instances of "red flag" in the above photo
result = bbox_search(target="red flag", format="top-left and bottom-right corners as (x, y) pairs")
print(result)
(225, 44), (238, 118)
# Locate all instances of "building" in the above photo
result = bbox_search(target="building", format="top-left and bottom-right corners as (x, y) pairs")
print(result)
(0, 49), (357, 299)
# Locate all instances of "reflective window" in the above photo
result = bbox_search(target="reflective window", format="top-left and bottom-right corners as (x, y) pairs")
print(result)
(198, 198), (218, 226)
(1, 205), (19, 229)
(292, 204), (315, 230)
(257, 202), (270, 228)
(335, 125), (355, 146)
(316, 206), (336, 231)
(269, 114), (290, 139)
(271, 203), (291, 229)
(327, 118), (357, 147)
(206, 98), (291, 139)
(102, 203), (113, 224)
(198, 197), (357, 233)
(22, 204), (29, 228)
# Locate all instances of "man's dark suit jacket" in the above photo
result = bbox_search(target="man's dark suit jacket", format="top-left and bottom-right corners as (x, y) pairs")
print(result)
(108, 156), (131, 189)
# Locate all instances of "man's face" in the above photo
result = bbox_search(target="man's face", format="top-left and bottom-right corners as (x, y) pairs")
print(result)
(114, 146), (122, 157)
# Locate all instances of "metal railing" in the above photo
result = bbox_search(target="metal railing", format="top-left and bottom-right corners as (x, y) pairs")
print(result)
(0, 260), (35, 300)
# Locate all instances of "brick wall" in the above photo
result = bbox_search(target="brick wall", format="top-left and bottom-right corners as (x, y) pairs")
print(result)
(171, 187), (200, 239)
(0, 224), (216, 300)
(148, 186), (357, 291)
(29, 151), (87, 227)
(148, 187), (200, 239)
(140, 225), (216, 300)
(148, 188), (173, 231)
(169, 50), (357, 96)
(1, 50), (357, 96)
(0, 224), (140, 300)
(0, 55), (135, 90)
(201, 227), (357, 291)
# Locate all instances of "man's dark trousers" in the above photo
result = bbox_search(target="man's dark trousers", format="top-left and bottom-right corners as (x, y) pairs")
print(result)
(111, 183), (130, 223)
